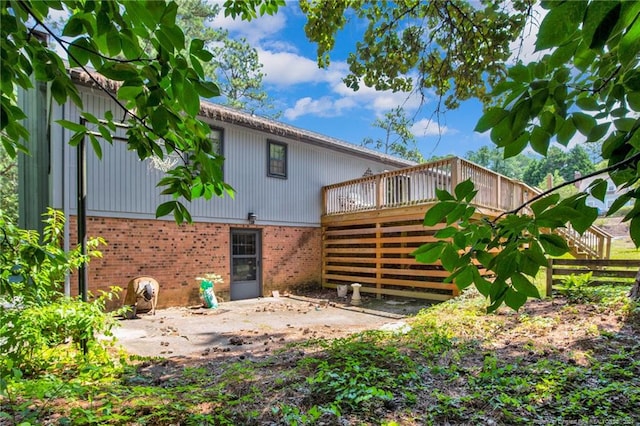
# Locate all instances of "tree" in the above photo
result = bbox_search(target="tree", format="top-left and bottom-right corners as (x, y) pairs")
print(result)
(1, 0), (284, 224)
(301, 1), (532, 110)
(522, 146), (595, 187)
(175, 0), (279, 117)
(464, 145), (531, 181)
(302, 0), (640, 307)
(361, 106), (424, 162)
(0, 144), (18, 223)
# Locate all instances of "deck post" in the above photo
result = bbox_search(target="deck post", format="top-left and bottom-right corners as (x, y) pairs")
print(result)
(546, 258), (554, 298)
(451, 157), (460, 190)
(321, 187), (327, 216)
(376, 174), (383, 209)
(376, 222), (382, 299)
(496, 176), (502, 210)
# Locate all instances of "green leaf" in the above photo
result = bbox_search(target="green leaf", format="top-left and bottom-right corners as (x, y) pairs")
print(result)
(619, 13), (640, 65)
(473, 273), (492, 297)
(68, 37), (91, 67)
(589, 179), (608, 202)
(454, 266), (474, 290)
(474, 107), (508, 133)
(181, 79), (201, 116)
(504, 287), (528, 311)
(503, 133), (529, 158)
(454, 179), (474, 201)
(572, 112), (596, 136)
(531, 194), (560, 217)
(511, 273), (541, 298)
(440, 244), (459, 272)
(435, 188), (455, 201)
(536, 1), (586, 51)
(194, 80), (220, 98)
(627, 92), (640, 112)
(495, 251), (517, 278)
(423, 201), (456, 226)
(587, 122), (611, 142)
(57, 119), (87, 133)
(583, 1), (621, 50)
(89, 134), (102, 160)
(630, 216), (640, 247)
(539, 233), (569, 256)
(412, 243), (444, 264)
(606, 192), (631, 215)
(434, 226), (458, 238)
(530, 126), (551, 155)
(156, 201), (176, 218)
(508, 63), (531, 83)
(575, 95), (601, 111)
(523, 244), (548, 270)
(623, 70), (640, 91)
(151, 107), (169, 136)
(453, 232), (467, 249)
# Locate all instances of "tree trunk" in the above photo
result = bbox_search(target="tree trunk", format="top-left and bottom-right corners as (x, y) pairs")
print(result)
(630, 267), (640, 300)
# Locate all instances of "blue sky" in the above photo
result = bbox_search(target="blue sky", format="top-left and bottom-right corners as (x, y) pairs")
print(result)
(211, 2), (505, 159)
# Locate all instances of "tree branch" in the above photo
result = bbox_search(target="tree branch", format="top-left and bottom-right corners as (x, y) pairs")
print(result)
(493, 149), (640, 222)
(17, 0), (189, 165)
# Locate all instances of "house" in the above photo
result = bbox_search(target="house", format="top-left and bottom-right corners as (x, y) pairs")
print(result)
(25, 69), (415, 309)
(574, 172), (632, 214)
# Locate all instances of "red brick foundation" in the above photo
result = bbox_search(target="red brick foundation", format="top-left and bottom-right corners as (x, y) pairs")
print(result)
(68, 216), (321, 310)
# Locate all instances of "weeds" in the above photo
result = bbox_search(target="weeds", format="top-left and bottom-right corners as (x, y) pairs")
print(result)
(1, 281), (638, 425)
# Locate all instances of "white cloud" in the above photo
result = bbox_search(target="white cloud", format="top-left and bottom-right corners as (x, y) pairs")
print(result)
(259, 50), (333, 86)
(210, 7), (287, 44)
(284, 96), (354, 120)
(411, 119), (454, 138)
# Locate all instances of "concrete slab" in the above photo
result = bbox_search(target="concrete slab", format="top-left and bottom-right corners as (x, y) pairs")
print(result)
(110, 295), (425, 359)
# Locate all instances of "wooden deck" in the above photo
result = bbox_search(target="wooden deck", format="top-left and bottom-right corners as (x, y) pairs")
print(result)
(321, 157), (611, 301)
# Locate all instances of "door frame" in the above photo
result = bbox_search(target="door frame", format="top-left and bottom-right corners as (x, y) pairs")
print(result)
(229, 228), (262, 300)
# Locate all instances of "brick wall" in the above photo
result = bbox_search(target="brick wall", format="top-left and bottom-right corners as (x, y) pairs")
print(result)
(68, 216), (321, 310)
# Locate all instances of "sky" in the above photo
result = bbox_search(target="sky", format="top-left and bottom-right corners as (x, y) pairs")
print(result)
(210, 2), (505, 160)
(45, 1), (544, 160)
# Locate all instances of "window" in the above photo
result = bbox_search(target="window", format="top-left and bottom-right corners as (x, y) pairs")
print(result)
(268, 140), (287, 178)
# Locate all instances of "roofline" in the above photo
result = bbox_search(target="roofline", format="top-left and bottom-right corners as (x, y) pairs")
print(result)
(68, 68), (415, 169)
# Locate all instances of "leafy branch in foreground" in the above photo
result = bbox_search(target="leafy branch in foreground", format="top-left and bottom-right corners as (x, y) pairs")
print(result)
(1, 0), (283, 223)
(409, 1), (640, 311)
(412, 179), (602, 312)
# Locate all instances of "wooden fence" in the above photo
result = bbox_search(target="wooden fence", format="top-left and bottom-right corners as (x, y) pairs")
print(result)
(546, 258), (640, 296)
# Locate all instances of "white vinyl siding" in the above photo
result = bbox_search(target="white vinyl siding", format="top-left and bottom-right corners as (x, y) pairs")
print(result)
(52, 88), (408, 227)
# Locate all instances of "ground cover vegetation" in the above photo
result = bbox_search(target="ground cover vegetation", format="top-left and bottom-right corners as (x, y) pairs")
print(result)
(2, 0), (640, 423)
(1, 272), (638, 424)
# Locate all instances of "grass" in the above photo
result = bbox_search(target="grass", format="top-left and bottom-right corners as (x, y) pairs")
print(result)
(2, 228), (638, 425)
(2, 282), (638, 426)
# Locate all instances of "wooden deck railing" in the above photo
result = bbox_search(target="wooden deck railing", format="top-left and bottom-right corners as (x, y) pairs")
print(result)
(323, 157), (536, 215)
(322, 157), (611, 259)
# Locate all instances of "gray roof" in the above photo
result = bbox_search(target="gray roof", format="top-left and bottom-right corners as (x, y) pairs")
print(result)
(69, 68), (416, 169)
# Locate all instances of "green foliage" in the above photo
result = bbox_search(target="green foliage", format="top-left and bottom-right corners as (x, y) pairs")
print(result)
(0, 209), (116, 378)
(413, 180), (605, 312)
(1, 287), (638, 424)
(464, 145), (532, 181)
(0, 144), (18, 224)
(175, 0), (281, 118)
(2, 0), (281, 223)
(362, 106), (423, 162)
(301, 1), (532, 109)
(523, 146), (595, 187)
(299, 332), (420, 415)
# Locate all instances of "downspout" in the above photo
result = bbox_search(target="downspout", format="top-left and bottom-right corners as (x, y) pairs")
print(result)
(61, 102), (71, 296)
